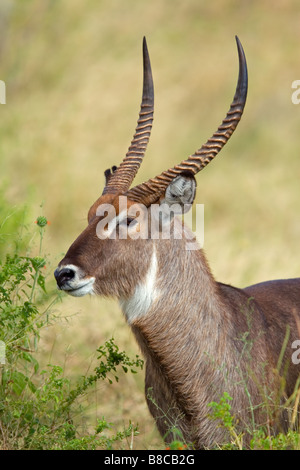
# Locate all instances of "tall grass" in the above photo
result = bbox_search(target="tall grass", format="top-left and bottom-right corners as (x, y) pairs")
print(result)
(0, 0), (300, 449)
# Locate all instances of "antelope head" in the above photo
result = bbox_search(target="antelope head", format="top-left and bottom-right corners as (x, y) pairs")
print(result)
(54, 37), (247, 304)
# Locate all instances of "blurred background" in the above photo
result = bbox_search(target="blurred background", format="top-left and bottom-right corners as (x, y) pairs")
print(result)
(0, 0), (300, 449)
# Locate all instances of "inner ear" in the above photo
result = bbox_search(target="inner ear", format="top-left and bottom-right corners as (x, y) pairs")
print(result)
(163, 173), (197, 209)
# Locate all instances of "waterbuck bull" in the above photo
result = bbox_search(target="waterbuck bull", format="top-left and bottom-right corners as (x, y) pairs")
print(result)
(54, 37), (300, 448)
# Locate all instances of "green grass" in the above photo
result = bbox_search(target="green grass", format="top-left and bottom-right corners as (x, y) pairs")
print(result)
(0, 0), (300, 449)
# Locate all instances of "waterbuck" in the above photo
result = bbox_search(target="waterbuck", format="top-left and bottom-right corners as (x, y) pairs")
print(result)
(54, 37), (300, 448)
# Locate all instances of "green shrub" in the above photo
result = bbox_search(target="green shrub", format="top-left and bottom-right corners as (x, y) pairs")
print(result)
(208, 392), (300, 450)
(0, 208), (143, 450)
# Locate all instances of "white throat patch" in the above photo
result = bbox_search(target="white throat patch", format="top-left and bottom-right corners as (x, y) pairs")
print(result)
(120, 250), (159, 324)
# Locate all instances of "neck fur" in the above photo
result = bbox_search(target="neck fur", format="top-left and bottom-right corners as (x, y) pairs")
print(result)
(119, 247), (160, 324)
(120, 227), (223, 359)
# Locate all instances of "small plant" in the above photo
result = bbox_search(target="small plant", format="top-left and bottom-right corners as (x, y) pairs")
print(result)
(0, 216), (52, 400)
(165, 441), (188, 450)
(62, 338), (144, 412)
(208, 392), (244, 450)
(208, 391), (300, 450)
(250, 428), (300, 450)
(164, 426), (191, 450)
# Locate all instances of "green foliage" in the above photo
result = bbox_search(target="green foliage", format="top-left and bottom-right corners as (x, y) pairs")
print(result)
(164, 427), (191, 451)
(96, 338), (144, 383)
(208, 392), (243, 450)
(165, 440), (189, 451)
(1, 359), (140, 450)
(61, 339), (144, 412)
(0, 210), (143, 450)
(208, 392), (234, 428)
(250, 428), (300, 450)
(208, 392), (300, 450)
(0, 191), (30, 260)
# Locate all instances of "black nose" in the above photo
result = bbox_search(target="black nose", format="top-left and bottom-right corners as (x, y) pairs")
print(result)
(54, 267), (75, 289)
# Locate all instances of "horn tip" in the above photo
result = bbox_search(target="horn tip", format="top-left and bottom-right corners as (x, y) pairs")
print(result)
(143, 36), (149, 58)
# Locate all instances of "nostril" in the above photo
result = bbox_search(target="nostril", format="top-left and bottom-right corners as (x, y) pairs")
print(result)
(54, 267), (75, 288)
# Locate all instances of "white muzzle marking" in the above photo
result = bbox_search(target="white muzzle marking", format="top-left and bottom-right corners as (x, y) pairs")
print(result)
(56, 264), (95, 297)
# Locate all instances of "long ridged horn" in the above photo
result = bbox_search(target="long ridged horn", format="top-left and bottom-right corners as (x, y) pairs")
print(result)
(127, 36), (248, 205)
(103, 37), (154, 195)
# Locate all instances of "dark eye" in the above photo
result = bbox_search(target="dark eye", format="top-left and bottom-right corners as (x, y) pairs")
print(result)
(126, 217), (137, 226)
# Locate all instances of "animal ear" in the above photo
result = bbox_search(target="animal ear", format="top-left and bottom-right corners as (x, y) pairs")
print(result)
(162, 173), (196, 212)
(104, 166), (117, 186)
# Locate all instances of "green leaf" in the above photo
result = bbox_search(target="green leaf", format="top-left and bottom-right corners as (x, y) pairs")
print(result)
(11, 371), (28, 396)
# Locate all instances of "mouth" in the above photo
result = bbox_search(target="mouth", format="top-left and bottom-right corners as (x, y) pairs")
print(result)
(60, 279), (95, 297)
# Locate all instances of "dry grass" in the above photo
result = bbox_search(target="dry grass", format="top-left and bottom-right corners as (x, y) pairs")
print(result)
(1, 0), (300, 449)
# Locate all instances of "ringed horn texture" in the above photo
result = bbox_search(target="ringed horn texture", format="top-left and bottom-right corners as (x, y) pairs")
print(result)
(103, 36), (247, 204)
(102, 37), (154, 196)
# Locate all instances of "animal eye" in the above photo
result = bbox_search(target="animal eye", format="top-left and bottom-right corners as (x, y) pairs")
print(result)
(117, 216), (137, 228)
(126, 217), (137, 226)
